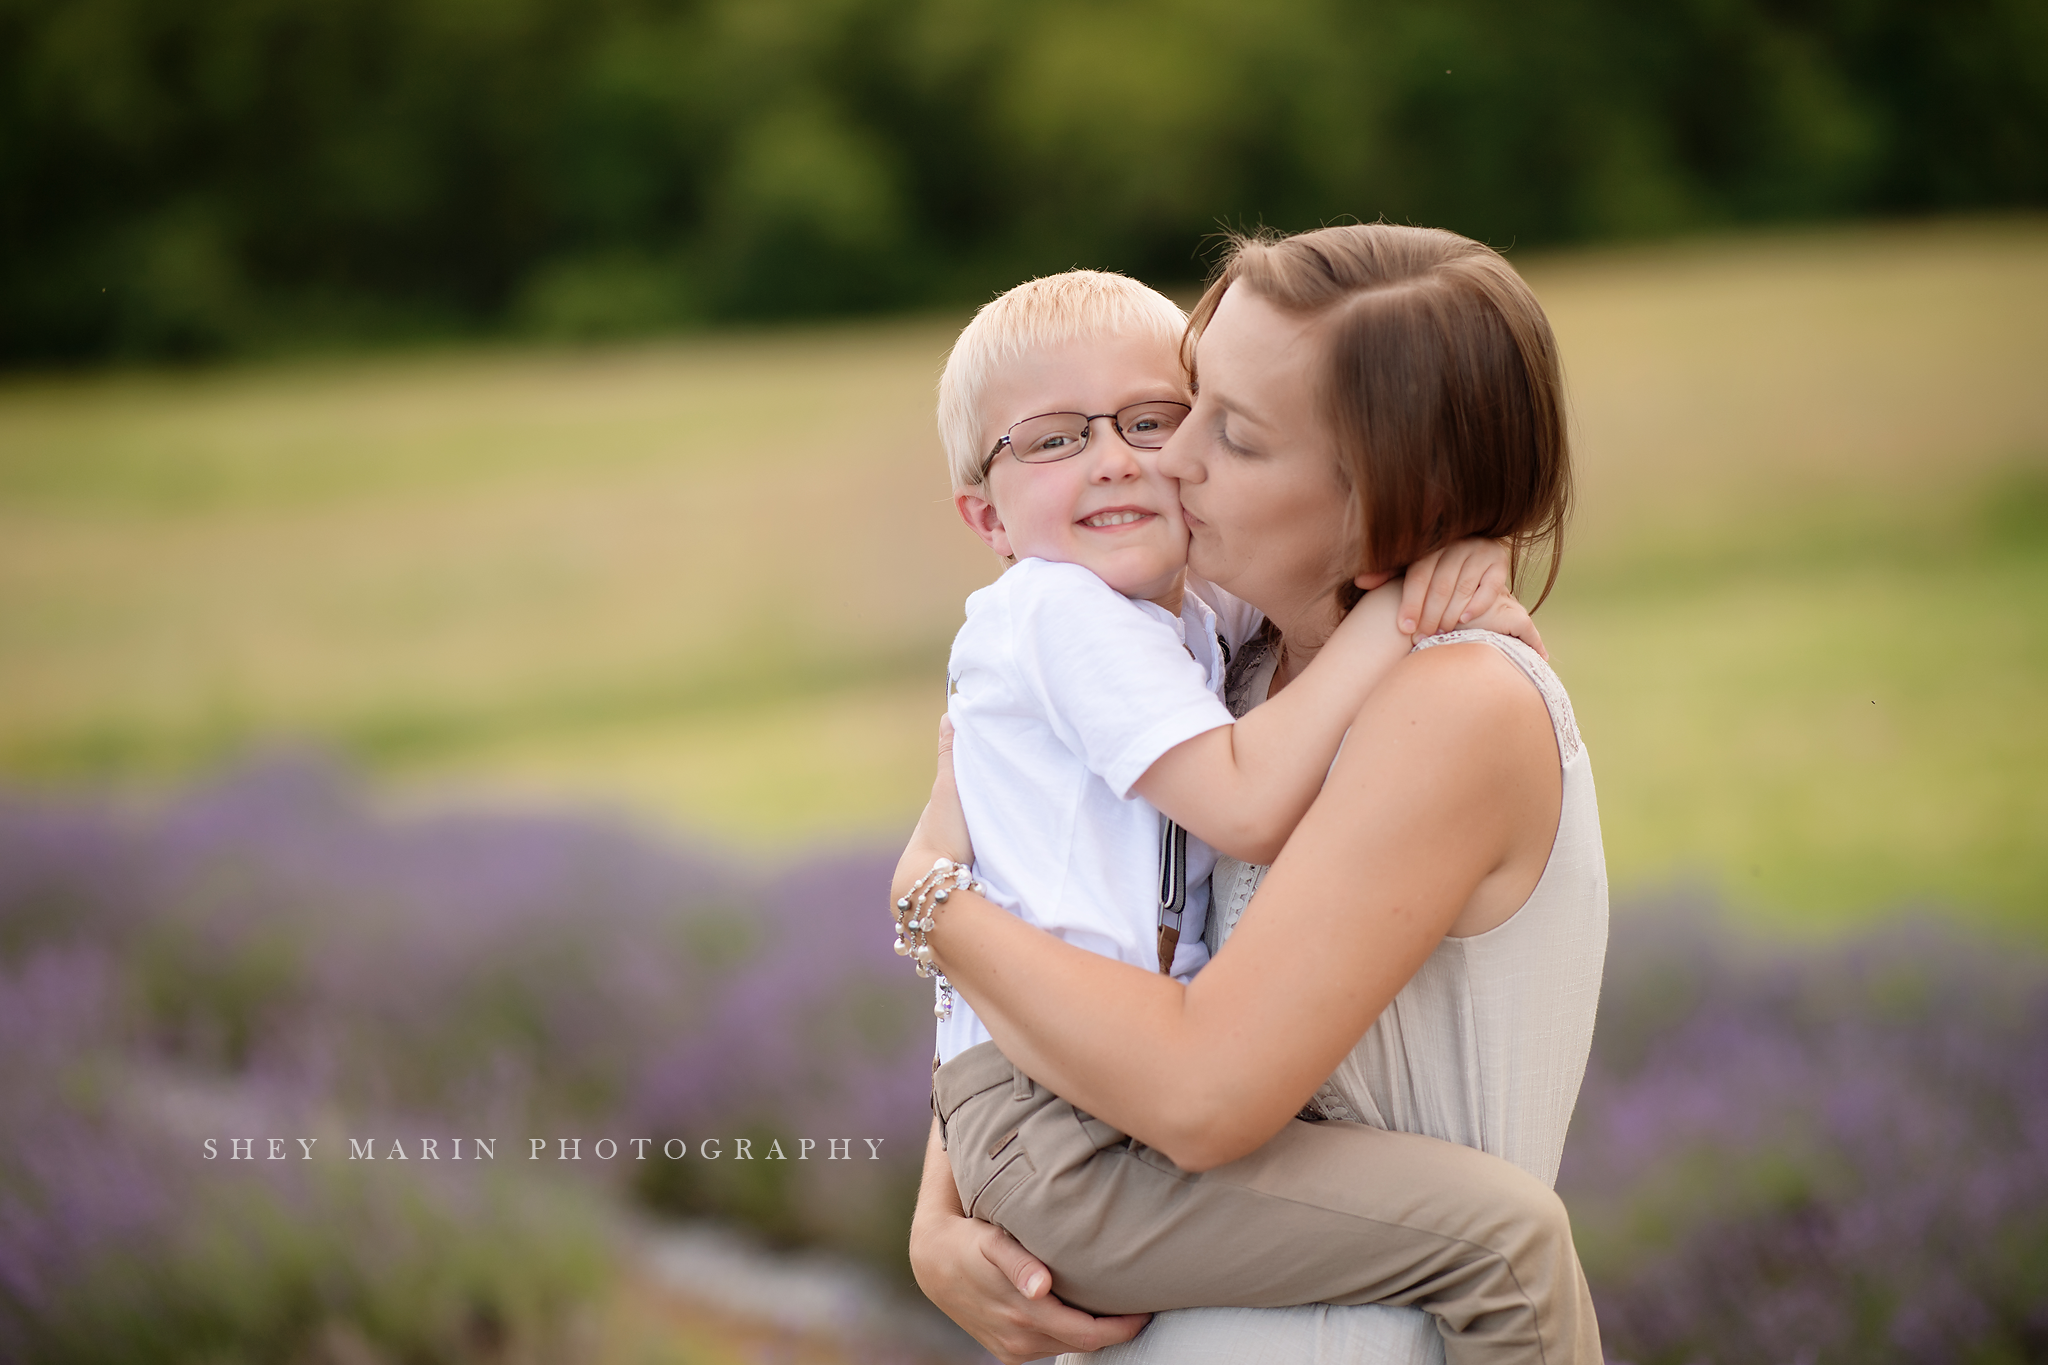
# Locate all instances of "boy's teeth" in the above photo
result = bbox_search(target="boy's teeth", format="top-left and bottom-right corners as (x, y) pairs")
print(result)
(1085, 511), (1145, 527)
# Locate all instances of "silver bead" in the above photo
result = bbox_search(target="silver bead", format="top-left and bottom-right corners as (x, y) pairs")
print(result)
(933, 888), (950, 903)
(896, 897), (911, 912)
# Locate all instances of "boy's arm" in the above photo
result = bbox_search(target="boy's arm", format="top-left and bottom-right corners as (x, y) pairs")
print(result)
(1133, 580), (1407, 863)
(1136, 538), (1539, 863)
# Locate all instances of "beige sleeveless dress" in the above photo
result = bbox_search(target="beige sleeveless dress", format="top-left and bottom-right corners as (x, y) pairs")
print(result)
(1067, 629), (1609, 1365)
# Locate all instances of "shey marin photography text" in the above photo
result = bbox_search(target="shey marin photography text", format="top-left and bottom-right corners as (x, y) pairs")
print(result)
(202, 1136), (891, 1162)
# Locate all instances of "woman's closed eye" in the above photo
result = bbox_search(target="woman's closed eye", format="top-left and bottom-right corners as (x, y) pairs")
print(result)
(1214, 415), (1253, 457)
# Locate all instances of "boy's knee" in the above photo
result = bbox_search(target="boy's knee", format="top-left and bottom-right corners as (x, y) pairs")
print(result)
(1468, 1162), (1573, 1261)
(1505, 1179), (1577, 1267)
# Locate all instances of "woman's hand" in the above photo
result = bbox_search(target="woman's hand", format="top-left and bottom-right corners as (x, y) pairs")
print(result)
(910, 1119), (1149, 1362)
(892, 714), (975, 904)
(911, 1203), (1150, 1362)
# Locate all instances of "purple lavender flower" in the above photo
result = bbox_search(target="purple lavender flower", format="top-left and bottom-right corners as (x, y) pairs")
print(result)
(1562, 903), (2048, 1365)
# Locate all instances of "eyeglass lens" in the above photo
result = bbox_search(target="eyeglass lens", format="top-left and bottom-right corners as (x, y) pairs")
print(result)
(1007, 402), (1190, 463)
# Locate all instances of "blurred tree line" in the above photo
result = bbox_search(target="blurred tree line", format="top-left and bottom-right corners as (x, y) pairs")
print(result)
(3, 0), (2044, 362)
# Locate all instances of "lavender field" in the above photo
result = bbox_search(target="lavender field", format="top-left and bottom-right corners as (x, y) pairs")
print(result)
(0, 756), (938, 1362)
(2, 756), (2042, 1364)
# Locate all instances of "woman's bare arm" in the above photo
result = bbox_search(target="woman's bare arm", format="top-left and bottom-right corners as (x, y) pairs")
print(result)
(900, 641), (1562, 1172)
(908, 1117), (1150, 1361)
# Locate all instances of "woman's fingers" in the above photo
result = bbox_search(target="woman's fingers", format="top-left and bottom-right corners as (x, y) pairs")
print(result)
(929, 1219), (1148, 1362)
(978, 1225), (1053, 1298)
(893, 713), (975, 901)
(913, 711), (975, 864)
(976, 1225), (1151, 1351)
(1032, 1304), (1153, 1355)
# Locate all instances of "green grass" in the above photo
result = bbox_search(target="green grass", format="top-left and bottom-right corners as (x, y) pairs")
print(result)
(1, 218), (2045, 936)
(1544, 473), (2048, 936)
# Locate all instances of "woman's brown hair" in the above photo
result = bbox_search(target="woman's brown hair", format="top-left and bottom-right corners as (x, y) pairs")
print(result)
(1185, 224), (1571, 609)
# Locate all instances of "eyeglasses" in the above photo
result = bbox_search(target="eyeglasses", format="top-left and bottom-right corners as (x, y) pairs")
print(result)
(979, 401), (1192, 482)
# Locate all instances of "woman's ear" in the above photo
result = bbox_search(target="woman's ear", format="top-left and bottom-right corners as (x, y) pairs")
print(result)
(954, 490), (1016, 562)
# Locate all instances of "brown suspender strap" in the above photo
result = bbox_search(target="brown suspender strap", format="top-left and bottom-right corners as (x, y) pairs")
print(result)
(1157, 817), (1187, 974)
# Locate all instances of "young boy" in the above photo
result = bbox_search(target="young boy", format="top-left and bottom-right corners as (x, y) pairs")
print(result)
(910, 269), (1592, 1365)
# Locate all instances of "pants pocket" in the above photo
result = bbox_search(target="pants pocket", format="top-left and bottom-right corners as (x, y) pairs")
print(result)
(968, 1148), (1037, 1226)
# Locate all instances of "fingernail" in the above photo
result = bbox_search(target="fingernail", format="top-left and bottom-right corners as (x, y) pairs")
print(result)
(1024, 1273), (1046, 1296)
(1400, 618), (1415, 632)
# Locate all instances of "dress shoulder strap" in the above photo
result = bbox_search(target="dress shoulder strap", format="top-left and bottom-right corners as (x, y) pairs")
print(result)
(1409, 630), (1583, 765)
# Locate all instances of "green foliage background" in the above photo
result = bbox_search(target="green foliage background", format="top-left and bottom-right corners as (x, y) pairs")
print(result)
(5, 0), (2046, 361)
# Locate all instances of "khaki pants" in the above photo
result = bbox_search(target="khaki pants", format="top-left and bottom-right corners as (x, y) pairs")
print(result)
(934, 1041), (1599, 1365)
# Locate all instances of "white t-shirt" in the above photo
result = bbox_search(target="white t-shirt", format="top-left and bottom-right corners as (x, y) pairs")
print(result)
(935, 557), (1236, 1064)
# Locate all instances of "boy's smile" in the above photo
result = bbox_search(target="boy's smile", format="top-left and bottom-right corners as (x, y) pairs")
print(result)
(1080, 506), (1155, 529)
(954, 333), (1192, 611)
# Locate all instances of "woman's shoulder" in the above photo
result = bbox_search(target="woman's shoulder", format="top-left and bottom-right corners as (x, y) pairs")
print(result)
(1334, 635), (1567, 812)
(1382, 631), (1549, 721)
(1406, 630), (1581, 764)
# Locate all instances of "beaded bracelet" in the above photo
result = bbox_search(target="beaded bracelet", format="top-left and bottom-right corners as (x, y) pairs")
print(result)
(894, 857), (985, 1021)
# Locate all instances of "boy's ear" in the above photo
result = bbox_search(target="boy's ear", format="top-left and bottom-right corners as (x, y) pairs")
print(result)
(955, 491), (1016, 562)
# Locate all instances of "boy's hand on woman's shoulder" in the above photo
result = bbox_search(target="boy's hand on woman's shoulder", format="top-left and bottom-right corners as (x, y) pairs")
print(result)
(1458, 595), (1547, 659)
(1395, 537), (1513, 636)
(1376, 536), (1547, 659)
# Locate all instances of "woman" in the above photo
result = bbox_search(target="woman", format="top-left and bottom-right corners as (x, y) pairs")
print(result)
(901, 223), (1608, 1363)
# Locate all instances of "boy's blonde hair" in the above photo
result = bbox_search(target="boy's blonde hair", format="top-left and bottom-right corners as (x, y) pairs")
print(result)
(937, 270), (1188, 493)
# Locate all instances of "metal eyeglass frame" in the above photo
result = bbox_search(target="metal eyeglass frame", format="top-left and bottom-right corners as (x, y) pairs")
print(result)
(977, 401), (1193, 483)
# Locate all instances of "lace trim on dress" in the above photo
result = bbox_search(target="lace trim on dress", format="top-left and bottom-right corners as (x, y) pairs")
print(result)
(1410, 630), (1583, 765)
(1304, 1081), (1362, 1123)
(1215, 859), (1265, 941)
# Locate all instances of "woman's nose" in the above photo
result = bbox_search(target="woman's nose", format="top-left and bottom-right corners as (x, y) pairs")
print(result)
(1156, 424), (1198, 481)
